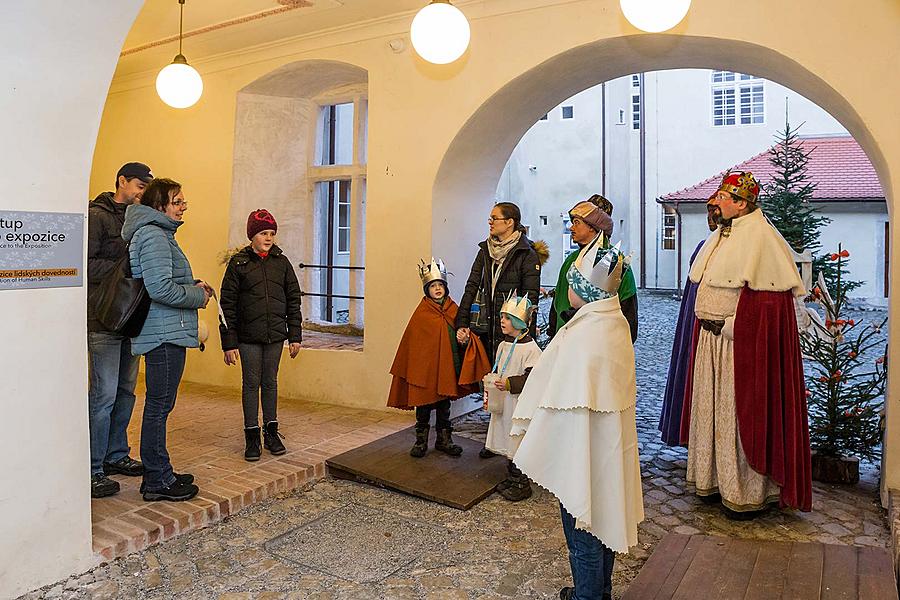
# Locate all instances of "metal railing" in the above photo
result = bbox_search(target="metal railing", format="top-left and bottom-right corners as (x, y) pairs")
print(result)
(297, 262), (365, 321)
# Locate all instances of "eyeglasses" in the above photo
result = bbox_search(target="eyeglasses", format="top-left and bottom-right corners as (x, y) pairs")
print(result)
(488, 216), (511, 223)
(171, 200), (188, 208)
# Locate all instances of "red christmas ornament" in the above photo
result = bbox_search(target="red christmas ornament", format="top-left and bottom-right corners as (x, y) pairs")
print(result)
(840, 249), (850, 258)
(829, 253), (839, 261)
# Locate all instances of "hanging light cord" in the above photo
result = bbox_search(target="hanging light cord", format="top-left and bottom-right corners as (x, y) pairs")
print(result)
(178, 0), (185, 57)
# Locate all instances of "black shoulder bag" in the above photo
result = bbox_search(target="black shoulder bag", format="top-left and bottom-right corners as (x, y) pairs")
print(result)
(90, 246), (150, 338)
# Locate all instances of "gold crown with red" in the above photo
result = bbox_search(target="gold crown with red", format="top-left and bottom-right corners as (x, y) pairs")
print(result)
(718, 171), (760, 204)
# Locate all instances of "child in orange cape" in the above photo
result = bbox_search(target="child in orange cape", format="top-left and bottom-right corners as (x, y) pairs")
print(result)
(387, 258), (491, 457)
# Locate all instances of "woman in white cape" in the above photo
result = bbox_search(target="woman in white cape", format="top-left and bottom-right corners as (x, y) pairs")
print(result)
(511, 233), (643, 600)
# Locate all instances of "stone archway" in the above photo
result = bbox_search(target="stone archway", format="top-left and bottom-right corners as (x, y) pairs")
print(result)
(431, 34), (896, 497)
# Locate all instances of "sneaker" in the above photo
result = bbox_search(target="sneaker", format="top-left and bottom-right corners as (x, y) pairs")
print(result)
(91, 474), (120, 498)
(142, 480), (199, 502)
(140, 472), (194, 494)
(103, 456), (144, 477)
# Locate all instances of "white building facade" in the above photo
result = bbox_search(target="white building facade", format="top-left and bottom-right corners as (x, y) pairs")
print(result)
(496, 69), (886, 301)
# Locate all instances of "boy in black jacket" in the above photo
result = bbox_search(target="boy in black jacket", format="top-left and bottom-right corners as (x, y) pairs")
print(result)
(220, 209), (302, 461)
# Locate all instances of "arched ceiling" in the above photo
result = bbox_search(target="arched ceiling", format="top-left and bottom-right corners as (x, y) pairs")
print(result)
(117, 0), (428, 78)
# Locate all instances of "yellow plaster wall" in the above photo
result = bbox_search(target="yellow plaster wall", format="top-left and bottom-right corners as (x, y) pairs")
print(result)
(92, 0), (900, 481)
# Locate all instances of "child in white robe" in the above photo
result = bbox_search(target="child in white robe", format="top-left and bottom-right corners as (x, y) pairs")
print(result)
(484, 293), (541, 501)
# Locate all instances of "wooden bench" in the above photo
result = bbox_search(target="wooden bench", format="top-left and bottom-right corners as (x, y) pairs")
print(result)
(623, 533), (898, 599)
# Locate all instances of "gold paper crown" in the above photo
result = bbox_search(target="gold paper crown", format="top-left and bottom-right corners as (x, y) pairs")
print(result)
(418, 257), (448, 287)
(499, 290), (535, 327)
(717, 170), (761, 204)
(575, 232), (626, 294)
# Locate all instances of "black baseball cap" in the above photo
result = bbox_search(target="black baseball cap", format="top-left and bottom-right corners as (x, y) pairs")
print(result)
(116, 162), (154, 184)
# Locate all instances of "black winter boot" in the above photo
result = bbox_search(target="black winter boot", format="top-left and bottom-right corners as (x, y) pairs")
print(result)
(435, 428), (463, 456)
(496, 460), (517, 491)
(264, 421), (287, 455)
(410, 424), (430, 458)
(244, 426), (262, 461)
(500, 474), (533, 502)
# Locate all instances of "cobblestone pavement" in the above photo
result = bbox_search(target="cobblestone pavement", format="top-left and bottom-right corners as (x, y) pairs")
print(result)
(21, 292), (890, 600)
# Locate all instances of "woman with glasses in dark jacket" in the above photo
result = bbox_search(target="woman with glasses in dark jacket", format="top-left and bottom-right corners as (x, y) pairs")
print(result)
(455, 202), (545, 457)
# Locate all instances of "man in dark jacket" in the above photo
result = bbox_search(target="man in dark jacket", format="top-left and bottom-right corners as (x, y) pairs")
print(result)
(87, 162), (153, 498)
(548, 195), (639, 343)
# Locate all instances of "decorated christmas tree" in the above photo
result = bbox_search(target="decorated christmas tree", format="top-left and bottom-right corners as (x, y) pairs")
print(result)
(801, 246), (886, 467)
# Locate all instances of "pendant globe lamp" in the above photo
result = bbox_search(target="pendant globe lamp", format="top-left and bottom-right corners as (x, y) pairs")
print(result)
(620, 0), (691, 33)
(156, 0), (203, 109)
(410, 0), (471, 65)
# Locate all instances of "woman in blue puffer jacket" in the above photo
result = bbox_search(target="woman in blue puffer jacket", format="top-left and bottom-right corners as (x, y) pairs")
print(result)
(122, 177), (211, 502)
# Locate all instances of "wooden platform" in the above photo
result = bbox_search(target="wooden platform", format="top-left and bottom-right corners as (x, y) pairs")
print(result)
(325, 427), (509, 510)
(623, 533), (898, 600)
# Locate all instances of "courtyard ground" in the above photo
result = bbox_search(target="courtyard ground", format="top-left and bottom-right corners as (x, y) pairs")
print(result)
(19, 292), (890, 599)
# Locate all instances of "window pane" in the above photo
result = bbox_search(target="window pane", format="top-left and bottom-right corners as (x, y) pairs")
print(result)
(632, 94), (640, 130)
(338, 229), (349, 254)
(562, 106), (574, 119)
(318, 102), (354, 166)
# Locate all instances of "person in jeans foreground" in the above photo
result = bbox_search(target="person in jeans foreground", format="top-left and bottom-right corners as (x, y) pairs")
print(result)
(219, 209), (302, 461)
(87, 162), (153, 498)
(511, 234), (643, 600)
(122, 177), (211, 502)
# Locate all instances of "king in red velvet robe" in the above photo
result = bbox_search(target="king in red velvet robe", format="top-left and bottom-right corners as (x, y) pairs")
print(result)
(679, 208), (812, 513)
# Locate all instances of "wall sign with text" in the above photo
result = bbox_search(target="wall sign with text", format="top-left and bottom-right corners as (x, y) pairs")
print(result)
(0, 210), (84, 290)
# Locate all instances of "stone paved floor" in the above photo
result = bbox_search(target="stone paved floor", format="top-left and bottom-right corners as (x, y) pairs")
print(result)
(20, 292), (890, 600)
(89, 381), (412, 562)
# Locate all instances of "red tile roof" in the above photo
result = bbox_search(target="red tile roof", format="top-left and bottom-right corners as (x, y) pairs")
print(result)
(659, 136), (884, 203)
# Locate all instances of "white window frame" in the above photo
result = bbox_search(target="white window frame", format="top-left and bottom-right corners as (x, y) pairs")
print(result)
(739, 82), (765, 125)
(711, 71), (765, 127)
(662, 207), (676, 251)
(712, 87), (736, 126)
(307, 88), (368, 324)
(632, 93), (641, 130)
(336, 182), (351, 255)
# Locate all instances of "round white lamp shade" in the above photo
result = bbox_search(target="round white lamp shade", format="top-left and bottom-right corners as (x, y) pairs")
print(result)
(620, 0), (691, 33)
(156, 58), (203, 109)
(410, 1), (471, 65)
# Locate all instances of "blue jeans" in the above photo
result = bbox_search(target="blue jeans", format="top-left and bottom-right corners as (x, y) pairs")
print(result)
(88, 332), (140, 476)
(560, 503), (615, 600)
(140, 343), (186, 491)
